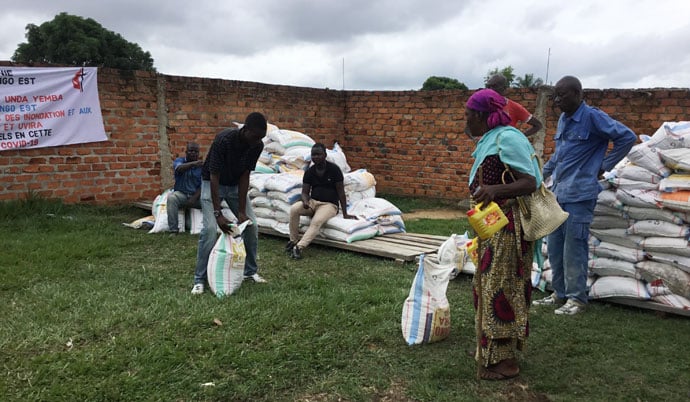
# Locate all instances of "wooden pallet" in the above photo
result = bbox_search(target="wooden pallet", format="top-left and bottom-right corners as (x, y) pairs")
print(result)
(258, 226), (445, 263)
(600, 297), (690, 318)
(535, 284), (689, 318)
(133, 201), (153, 211)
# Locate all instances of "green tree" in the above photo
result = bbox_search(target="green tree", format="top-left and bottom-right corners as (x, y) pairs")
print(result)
(12, 12), (155, 71)
(421, 76), (468, 90)
(514, 73), (544, 88)
(484, 66), (515, 87)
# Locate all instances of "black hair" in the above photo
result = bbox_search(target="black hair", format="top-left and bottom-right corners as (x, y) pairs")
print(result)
(312, 142), (327, 153)
(558, 76), (582, 93)
(244, 112), (267, 134)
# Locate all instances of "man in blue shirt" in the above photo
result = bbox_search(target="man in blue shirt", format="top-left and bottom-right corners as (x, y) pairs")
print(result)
(167, 142), (203, 233)
(533, 76), (636, 315)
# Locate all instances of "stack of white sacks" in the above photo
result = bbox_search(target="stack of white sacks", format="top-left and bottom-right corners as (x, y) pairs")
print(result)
(147, 123), (406, 241)
(249, 124), (405, 243)
(536, 122), (690, 312)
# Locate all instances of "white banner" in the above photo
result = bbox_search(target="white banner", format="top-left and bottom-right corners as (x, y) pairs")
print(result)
(0, 67), (107, 151)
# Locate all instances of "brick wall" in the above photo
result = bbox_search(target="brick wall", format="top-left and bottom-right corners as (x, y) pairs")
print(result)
(1, 66), (688, 204)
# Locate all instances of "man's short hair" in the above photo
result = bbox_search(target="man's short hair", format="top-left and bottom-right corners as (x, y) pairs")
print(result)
(312, 142), (327, 153)
(244, 112), (267, 134)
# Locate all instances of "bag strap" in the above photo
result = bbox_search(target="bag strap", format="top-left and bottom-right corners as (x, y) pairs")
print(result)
(496, 134), (539, 217)
(496, 134), (546, 196)
(495, 136), (530, 256)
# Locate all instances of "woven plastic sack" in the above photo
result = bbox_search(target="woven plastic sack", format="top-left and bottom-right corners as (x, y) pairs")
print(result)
(645, 121), (690, 150)
(268, 129), (315, 148)
(658, 191), (690, 212)
(344, 169), (376, 192)
(207, 221), (250, 299)
(319, 226), (378, 243)
(616, 164), (662, 184)
(589, 276), (650, 300)
(401, 254), (452, 345)
(626, 143), (671, 177)
(636, 260), (690, 299)
(148, 190), (185, 234)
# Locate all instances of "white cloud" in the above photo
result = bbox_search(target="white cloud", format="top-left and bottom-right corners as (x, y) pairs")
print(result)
(1, 0), (689, 90)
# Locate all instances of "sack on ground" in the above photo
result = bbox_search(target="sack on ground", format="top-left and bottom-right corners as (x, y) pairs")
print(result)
(401, 254), (452, 345)
(207, 221), (250, 298)
(148, 190), (185, 234)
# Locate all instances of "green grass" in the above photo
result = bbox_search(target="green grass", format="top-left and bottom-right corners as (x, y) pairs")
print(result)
(379, 193), (460, 213)
(1, 200), (689, 401)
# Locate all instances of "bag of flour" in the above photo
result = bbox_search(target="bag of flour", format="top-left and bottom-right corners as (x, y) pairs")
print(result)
(207, 221), (250, 298)
(401, 254), (452, 345)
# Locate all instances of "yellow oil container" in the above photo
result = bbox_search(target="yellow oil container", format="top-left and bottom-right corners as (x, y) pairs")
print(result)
(466, 202), (508, 239)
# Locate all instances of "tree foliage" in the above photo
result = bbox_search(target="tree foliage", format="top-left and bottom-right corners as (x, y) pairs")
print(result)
(421, 76), (468, 91)
(485, 66), (544, 88)
(12, 13), (155, 71)
(514, 73), (544, 88)
(484, 66), (515, 87)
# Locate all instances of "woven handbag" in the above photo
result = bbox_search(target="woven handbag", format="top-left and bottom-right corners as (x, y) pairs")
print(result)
(501, 159), (569, 241)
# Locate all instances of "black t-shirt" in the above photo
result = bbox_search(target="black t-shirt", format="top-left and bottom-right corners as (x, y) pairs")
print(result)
(202, 128), (263, 185)
(304, 161), (343, 205)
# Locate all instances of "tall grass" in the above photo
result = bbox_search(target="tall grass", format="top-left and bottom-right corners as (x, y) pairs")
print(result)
(1, 201), (689, 401)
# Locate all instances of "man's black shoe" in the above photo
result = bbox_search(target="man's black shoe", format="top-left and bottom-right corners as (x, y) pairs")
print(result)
(291, 246), (302, 259)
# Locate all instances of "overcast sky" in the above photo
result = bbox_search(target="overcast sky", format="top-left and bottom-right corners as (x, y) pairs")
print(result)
(1, 0), (689, 90)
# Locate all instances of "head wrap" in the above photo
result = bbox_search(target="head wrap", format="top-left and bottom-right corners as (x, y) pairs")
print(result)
(466, 88), (511, 129)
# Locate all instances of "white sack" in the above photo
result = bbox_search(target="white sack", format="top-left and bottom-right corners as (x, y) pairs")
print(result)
(207, 221), (250, 298)
(589, 276), (650, 300)
(401, 255), (452, 345)
(626, 143), (671, 177)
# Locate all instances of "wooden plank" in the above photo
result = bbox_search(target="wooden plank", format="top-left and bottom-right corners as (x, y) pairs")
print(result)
(258, 226), (444, 261)
(386, 234), (448, 247)
(388, 232), (448, 242)
(365, 235), (439, 248)
(134, 201), (152, 211)
(601, 297), (690, 318)
(536, 284), (689, 318)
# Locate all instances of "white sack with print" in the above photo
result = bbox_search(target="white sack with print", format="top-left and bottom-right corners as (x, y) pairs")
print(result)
(401, 254), (452, 345)
(207, 221), (250, 298)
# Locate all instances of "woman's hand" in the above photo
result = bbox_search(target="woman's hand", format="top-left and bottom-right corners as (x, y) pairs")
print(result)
(473, 169), (537, 208)
(472, 185), (499, 207)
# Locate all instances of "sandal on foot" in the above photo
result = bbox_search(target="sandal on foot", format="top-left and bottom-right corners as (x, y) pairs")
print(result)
(480, 368), (519, 381)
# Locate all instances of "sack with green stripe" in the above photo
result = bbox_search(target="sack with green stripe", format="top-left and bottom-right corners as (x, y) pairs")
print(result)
(207, 221), (249, 298)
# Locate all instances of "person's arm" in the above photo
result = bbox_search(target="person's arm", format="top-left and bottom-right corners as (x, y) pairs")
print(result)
(595, 115), (637, 174)
(472, 169), (537, 208)
(175, 159), (204, 174)
(301, 183), (312, 209)
(335, 181), (355, 219)
(237, 170), (251, 224)
(522, 116), (543, 137)
(210, 172), (233, 233)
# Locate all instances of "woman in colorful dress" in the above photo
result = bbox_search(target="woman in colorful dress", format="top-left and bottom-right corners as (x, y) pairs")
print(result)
(464, 88), (542, 380)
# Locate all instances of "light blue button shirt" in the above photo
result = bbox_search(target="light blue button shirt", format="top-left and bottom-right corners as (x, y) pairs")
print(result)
(543, 102), (637, 203)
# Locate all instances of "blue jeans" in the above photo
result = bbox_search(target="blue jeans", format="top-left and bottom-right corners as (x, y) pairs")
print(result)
(546, 199), (596, 305)
(194, 180), (259, 284)
(167, 191), (200, 232)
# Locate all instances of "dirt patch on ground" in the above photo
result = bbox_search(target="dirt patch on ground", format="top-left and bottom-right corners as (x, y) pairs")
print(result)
(403, 208), (466, 220)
